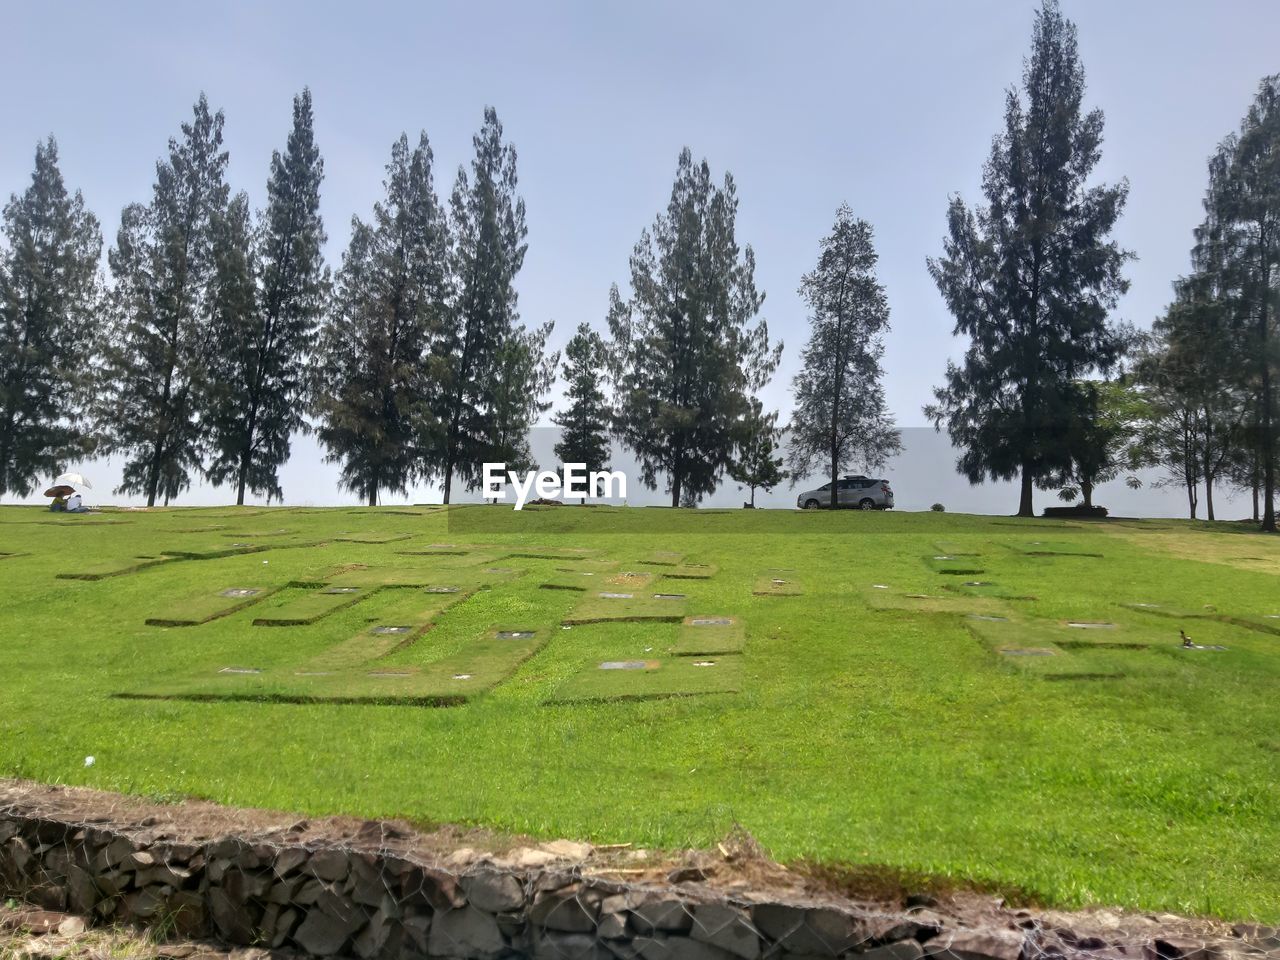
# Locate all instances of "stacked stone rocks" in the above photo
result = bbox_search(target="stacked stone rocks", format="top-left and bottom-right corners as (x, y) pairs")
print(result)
(1, 812), (1271, 960)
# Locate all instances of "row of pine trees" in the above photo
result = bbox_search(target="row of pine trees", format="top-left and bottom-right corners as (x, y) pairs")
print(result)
(0, 91), (898, 511)
(0, 1), (1277, 524)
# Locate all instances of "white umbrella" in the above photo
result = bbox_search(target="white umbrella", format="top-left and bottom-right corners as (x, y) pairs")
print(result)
(54, 472), (92, 490)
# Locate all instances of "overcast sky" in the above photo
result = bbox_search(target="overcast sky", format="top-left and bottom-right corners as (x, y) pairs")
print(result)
(4, 1), (1278, 514)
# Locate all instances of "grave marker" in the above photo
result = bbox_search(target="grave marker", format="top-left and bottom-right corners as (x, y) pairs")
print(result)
(146, 585), (279, 627)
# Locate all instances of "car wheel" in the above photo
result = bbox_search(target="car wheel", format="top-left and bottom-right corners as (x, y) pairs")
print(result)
(804, 499), (821, 510)
(858, 498), (876, 510)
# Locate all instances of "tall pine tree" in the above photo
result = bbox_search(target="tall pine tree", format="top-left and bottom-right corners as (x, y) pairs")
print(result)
(312, 133), (449, 505)
(1208, 76), (1280, 531)
(103, 94), (229, 506)
(609, 149), (780, 507)
(206, 89), (326, 505)
(0, 139), (102, 497)
(925, 1), (1131, 517)
(486, 320), (557, 476)
(730, 397), (786, 508)
(786, 205), (900, 508)
(553, 322), (613, 498)
(434, 108), (529, 502)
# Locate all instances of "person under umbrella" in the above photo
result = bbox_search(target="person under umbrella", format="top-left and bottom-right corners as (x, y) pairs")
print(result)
(43, 473), (91, 513)
(43, 483), (74, 511)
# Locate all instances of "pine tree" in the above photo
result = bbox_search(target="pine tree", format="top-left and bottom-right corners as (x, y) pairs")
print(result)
(786, 205), (900, 508)
(1207, 76), (1280, 531)
(1050, 378), (1145, 511)
(487, 320), (557, 476)
(0, 139), (103, 497)
(729, 397), (786, 508)
(553, 322), (612, 500)
(925, 1), (1131, 517)
(609, 148), (780, 507)
(434, 108), (529, 502)
(312, 133), (449, 506)
(102, 94), (229, 506)
(1131, 326), (1242, 520)
(206, 89), (326, 505)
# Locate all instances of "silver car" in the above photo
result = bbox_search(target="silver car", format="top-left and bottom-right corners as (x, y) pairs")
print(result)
(796, 475), (894, 510)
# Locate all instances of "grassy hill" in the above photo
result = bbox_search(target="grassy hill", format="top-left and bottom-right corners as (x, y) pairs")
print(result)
(1, 504), (1277, 921)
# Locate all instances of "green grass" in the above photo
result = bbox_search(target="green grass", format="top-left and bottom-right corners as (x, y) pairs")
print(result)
(669, 616), (746, 655)
(145, 584), (280, 626)
(2, 505), (1280, 921)
(548, 651), (745, 703)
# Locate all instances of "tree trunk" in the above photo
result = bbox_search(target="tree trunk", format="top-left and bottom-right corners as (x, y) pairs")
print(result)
(1252, 463), (1260, 522)
(1205, 476), (1215, 522)
(829, 446), (839, 510)
(236, 403), (259, 507)
(145, 439), (163, 508)
(1187, 480), (1197, 520)
(1017, 464), (1034, 517)
(1081, 479), (1093, 510)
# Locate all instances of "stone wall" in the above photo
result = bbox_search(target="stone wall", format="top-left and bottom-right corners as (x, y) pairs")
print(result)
(0, 795), (1270, 960)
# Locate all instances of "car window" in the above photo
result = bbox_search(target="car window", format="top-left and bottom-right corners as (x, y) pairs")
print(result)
(818, 482), (831, 491)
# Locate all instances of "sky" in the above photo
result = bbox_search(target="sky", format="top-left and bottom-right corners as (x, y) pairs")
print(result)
(3, 0), (1278, 515)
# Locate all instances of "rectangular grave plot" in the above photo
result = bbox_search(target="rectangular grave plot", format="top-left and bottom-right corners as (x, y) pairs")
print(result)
(1120, 601), (1194, 618)
(57, 555), (178, 580)
(563, 592), (688, 625)
(661, 563), (719, 581)
(496, 546), (600, 562)
(382, 625), (552, 700)
(292, 591), (470, 672)
(753, 570), (803, 597)
(924, 555), (986, 576)
(547, 654), (743, 705)
(323, 563), (517, 592)
(942, 581), (1037, 601)
(865, 590), (1009, 617)
(330, 531), (414, 544)
(396, 543), (471, 557)
(154, 536), (278, 559)
(539, 571), (606, 592)
(637, 551), (685, 568)
(1223, 615), (1280, 637)
(252, 586), (373, 626)
(671, 616), (746, 656)
(145, 585), (278, 627)
(1005, 540), (1104, 558)
(122, 668), (472, 709)
(933, 540), (984, 557)
(301, 625), (427, 672)
(967, 617), (1164, 680)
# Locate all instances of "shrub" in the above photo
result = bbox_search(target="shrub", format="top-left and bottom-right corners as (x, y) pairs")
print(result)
(1042, 504), (1108, 519)
(931, 503), (946, 512)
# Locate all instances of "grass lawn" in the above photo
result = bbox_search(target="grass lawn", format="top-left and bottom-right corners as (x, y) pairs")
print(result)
(1, 504), (1278, 921)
